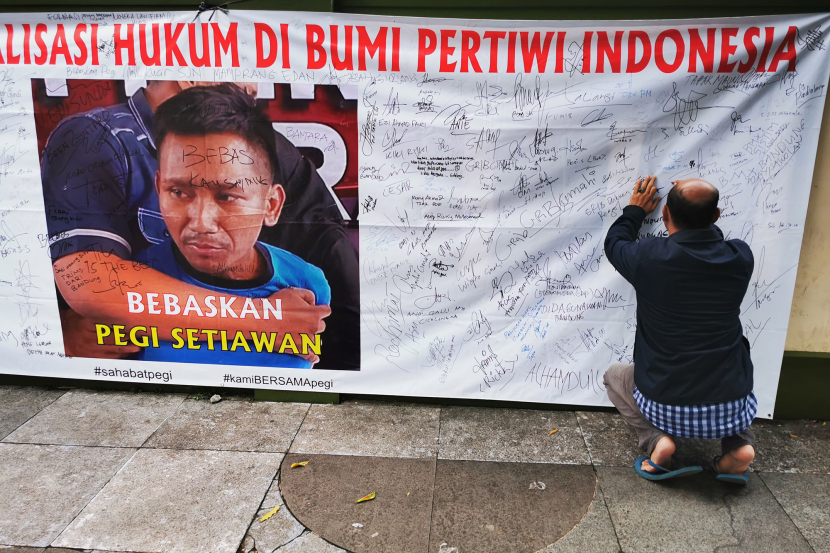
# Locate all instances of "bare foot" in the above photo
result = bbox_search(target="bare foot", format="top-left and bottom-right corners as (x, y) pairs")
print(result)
(642, 436), (676, 472)
(716, 445), (755, 475)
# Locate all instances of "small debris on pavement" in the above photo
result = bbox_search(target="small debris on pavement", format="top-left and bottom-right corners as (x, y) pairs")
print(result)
(790, 434), (798, 438)
(371, 532), (379, 538)
(356, 492), (376, 503)
(407, 492), (411, 496)
(259, 505), (279, 522)
(529, 481), (546, 490)
(549, 429), (559, 435)
(209, 394), (222, 404)
(291, 461), (309, 468)
(352, 523), (363, 528)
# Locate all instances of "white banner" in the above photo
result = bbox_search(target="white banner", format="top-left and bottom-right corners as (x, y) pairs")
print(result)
(0, 10), (828, 417)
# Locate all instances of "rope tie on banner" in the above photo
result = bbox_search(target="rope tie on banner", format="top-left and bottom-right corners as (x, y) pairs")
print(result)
(192, 0), (249, 22)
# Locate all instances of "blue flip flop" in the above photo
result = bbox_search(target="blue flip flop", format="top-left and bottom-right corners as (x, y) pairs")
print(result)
(710, 456), (749, 485)
(716, 471), (749, 485)
(635, 456), (703, 481)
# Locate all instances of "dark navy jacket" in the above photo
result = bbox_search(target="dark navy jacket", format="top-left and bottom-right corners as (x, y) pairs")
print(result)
(604, 205), (754, 405)
(41, 88), (359, 370)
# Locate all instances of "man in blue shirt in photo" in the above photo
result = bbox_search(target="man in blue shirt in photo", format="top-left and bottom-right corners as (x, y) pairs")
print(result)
(40, 80), (358, 368)
(133, 85), (331, 368)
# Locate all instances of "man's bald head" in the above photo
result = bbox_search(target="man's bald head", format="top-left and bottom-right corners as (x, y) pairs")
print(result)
(665, 179), (720, 230)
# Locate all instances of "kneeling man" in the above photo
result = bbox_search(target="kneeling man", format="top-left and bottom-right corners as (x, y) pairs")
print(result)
(603, 176), (756, 484)
(135, 84), (330, 368)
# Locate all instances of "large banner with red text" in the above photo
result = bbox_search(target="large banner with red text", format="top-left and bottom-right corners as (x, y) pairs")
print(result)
(0, 10), (828, 416)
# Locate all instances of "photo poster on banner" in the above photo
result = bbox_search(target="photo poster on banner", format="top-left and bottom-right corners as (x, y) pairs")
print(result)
(0, 11), (827, 417)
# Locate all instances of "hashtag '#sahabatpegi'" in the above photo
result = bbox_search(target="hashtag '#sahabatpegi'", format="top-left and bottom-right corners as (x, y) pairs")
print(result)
(224, 374), (232, 382)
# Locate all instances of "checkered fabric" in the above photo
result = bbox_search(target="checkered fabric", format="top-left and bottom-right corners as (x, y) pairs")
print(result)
(633, 388), (758, 439)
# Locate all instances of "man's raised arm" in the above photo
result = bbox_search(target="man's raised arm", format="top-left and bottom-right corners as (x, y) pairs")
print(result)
(604, 176), (660, 284)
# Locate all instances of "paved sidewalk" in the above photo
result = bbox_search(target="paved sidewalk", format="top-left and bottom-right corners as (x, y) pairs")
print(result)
(0, 385), (827, 553)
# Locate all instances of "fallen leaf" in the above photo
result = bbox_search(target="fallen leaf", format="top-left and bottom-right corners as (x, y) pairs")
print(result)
(549, 429), (559, 435)
(259, 505), (279, 523)
(291, 461), (309, 468)
(824, 422), (827, 426)
(356, 492), (376, 503)
(790, 434), (798, 438)
(810, 420), (818, 423)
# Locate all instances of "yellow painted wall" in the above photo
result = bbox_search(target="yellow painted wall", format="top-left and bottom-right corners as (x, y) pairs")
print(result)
(786, 92), (830, 352)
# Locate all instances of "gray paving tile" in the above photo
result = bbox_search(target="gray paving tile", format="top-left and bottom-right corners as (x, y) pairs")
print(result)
(43, 549), (105, 552)
(430, 460), (596, 553)
(598, 467), (812, 553)
(439, 406), (590, 464)
(759, 472), (830, 552)
(535, 487), (620, 553)
(576, 411), (639, 467)
(0, 387), (64, 440)
(752, 419), (830, 473)
(289, 401), (440, 458)
(238, 475), (305, 553)
(669, 437), (726, 465)
(3, 390), (185, 448)
(280, 453), (435, 553)
(145, 398), (309, 452)
(53, 449), (280, 553)
(41, 548), (96, 553)
(271, 532), (345, 553)
(0, 546), (45, 552)
(44, 549), (135, 552)
(0, 444), (134, 548)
